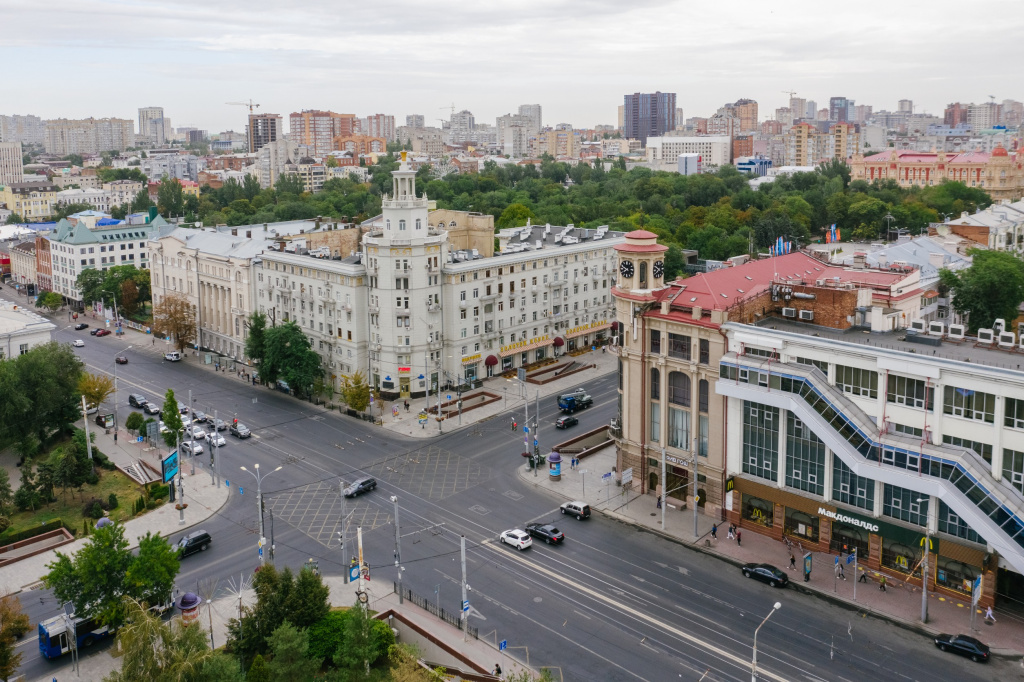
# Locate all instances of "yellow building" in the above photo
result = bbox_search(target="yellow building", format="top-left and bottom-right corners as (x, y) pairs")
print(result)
(0, 182), (57, 221)
(849, 147), (1024, 201)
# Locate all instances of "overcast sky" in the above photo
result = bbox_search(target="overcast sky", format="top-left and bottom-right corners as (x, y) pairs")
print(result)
(3, 0), (1020, 134)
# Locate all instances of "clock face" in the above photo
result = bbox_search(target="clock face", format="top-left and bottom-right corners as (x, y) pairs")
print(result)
(619, 260), (634, 278)
(653, 260), (664, 278)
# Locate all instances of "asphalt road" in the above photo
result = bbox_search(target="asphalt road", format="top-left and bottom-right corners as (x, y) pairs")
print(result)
(15, 325), (1015, 681)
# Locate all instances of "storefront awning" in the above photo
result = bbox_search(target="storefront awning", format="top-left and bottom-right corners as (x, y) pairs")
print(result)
(499, 337), (553, 357)
(553, 336), (564, 347)
(566, 322), (611, 339)
(485, 355), (499, 366)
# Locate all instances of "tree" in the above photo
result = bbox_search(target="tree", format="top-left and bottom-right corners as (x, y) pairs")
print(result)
(334, 600), (394, 677)
(0, 590), (30, 682)
(0, 470), (13, 516)
(265, 623), (320, 681)
(152, 292), (197, 352)
(261, 321), (321, 396)
(54, 202), (96, 220)
(63, 153), (84, 167)
(161, 388), (184, 448)
(11, 342), (84, 444)
(274, 173), (305, 197)
(78, 372), (115, 410)
(34, 290), (63, 313)
(939, 250), (1024, 333)
(157, 177), (185, 218)
(124, 532), (180, 609)
(340, 371), (371, 412)
(98, 167), (147, 184)
(3, 213), (23, 225)
(496, 202), (536, 229)
(49, 445), (83, 503)
(120, 278), (140, 316)
(45, 523), (135, 626)
(130, 188), (155, 214)
(290, 565), (330, 628)
(246, 655), (270, 682)
(244, 311), (267, 368)
(76, 269), (108, 305)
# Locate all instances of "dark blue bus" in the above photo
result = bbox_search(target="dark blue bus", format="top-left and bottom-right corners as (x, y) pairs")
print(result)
(38, 613), (112, 658)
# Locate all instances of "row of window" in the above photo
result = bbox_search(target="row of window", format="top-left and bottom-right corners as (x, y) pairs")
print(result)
(650, 331), (711, 364)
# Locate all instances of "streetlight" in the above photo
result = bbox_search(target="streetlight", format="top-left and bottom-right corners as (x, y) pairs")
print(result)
(507, 375), (540, 477)
(751, 602), (781, 682)
(101, 289), (121, 334)
(917, 497), (931, 624)
(111, 345), (132, 443)
(390, 495), (404, 604)
(240, 463), (283, 564)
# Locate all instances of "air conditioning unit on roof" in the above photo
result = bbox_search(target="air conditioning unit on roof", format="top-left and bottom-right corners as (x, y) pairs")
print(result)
(798, 309), (814, 321)
(782, 307), (796, 318)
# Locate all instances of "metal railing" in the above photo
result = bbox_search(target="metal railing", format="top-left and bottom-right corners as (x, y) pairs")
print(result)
(394, 583), (478, 639)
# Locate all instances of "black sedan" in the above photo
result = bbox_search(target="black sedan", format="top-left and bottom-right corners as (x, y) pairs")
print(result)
(741, 563), (789, 588)
(90, 328), (100, 336)
(555, 416), (578, 429)
(75, 323), (89, 330)
(934, 633), (990, 663)
(115, 356), (128, 365)
(525, 523), (564, 545)
(143, 402), (161, 415)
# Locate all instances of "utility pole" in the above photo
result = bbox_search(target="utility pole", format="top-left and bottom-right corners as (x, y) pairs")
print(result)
(460, 535), (468, 642)
(188, 389), (196, 475)
(357, 526), (365, 607)
(661, 446), (666, 531)
(81, 396), (94, 461)
(436, 358), (443, 435)
(534, 389), (540, 477)
(340, 479), (348, 583)
(211, 409), (220, 486)
(693, 436), (699, 540)
(391, 496), (403, 604)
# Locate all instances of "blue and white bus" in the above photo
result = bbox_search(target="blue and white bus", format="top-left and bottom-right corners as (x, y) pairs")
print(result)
(38, 613), (113, 658)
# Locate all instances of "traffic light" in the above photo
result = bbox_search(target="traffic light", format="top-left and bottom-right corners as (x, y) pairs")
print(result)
(512, 419), (517, 431)
(233, 418), (238, 426)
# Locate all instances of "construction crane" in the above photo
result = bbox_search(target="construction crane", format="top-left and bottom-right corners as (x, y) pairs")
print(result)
(226, 100), (261, 114)
(439, 102), (455, 117)
(781, 90), (797, 101)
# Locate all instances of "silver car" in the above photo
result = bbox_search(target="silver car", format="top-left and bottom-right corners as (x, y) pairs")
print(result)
(207, 431), (226, 447)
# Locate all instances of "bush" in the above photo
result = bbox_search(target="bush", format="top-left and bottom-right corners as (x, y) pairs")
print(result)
(149, 484), (169, 500)
(82, 499), (106, 519)
(91, 450), (116, 471)
(0, 516), (9, 534)
(83, 519), (90, 536)
(107, 493), (119, 510)
(85, 471), (99, 485)
(125, 412), (144, 432)
(307, 610), (348, 665)
(146, 500), (160, 510)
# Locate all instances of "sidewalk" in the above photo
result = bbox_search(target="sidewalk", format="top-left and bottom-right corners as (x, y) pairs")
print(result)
(378, 347), (618, 439)
(0, 423), (229, 595)
(517, 445), (1024, 659)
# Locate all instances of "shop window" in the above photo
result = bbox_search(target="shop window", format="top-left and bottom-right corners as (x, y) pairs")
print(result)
(881, 536), (921, 577)
(742, 494), (773, 528)
(832, 458), (874, 511)
(742, 401), (778, 482)
(830, 523), (870, 560)
(785, 414), (825, 496)
(784, 508), (819, 543)
(935, 556), (980, 596)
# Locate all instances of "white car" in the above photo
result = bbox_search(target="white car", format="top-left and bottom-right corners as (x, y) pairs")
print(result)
(499, 529), (532, 551)
(180, 441), (204, 456)
(180, 417), (193, 429)
(207, 431), (226, 447)
(72, 339), (85, 347)
(187, 425), (206, 440)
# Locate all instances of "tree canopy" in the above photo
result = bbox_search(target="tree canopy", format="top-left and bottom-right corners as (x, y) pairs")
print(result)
(0, 341), (83, 450)
(939, 250), (1024, 332)
(260, 321), (322, 396)
(152, 292), (197, 351)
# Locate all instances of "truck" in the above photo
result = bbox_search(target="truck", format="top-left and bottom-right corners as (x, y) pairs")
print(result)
(557, 391), (593, 413)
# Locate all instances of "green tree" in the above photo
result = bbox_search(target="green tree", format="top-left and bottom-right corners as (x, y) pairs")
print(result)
(63, 153), (84, 166)
(496, 202), (536, 229)
(3, 213), (23, 225)
(306, 610), (347, 664)
(0, 470), (13, 516)
(261, 321), (321, 396)
(274, 173), (305, 197)
(44, 523), (136, 627)
(334, 601), (394, 677)
(131, 188), (155, 214)
(0, 590), (30, 682)
(161, 388), (184, 448)
(124, 532), (180, 608)
(246, 655), (271, 682)
(265, 623), (319, 682)
(244, 311), (267, 368)
(78, 372), (115, 410)
(54, 202), (97, 220)
(35, 290), (63, 313)
(97, 167), (148, 183)
(340, 371), (371, 412)
(157, 177), (185, 217)
(125, 411), (144, 433)
(76, 268), (108, 305)
(290, 565), (330, 628)
(11, 341), (84, 444)
(939, 250), (1024, 332)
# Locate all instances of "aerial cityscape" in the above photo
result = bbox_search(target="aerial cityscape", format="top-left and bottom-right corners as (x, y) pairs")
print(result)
(2, 1), (1024, 681)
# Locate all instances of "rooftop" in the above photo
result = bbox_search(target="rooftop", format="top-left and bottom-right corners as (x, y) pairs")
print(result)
(158, 228), (275, 260)
(496, 223), (622, 255)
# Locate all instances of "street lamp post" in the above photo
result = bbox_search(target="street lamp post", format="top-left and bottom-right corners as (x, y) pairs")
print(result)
(751, 602), (782, 682)
(241, 463), (283, 564)
(917, 497), (931, 624)
(391, 495), (403, 604)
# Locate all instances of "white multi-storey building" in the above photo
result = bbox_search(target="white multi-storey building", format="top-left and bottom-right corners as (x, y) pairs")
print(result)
(0, 141), (24, 185)
(645, 136), (731, 169)
(56, 188), (114, 213)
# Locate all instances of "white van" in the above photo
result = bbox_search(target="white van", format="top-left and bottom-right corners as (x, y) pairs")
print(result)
(164, 351), (182, 362)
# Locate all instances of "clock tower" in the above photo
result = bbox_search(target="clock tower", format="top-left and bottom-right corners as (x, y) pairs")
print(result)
(613, 229), (668, 294)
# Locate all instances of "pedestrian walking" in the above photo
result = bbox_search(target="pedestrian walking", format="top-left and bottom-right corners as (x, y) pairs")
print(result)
(985, 606), (996, 624)
(493, 663), (502, 676)
(838, 562), (845, 580)
(878, 574), (887, 592)
(656, 495), (662, 509)
(711, 524), (718, 540)
(152, 337), (155, 346)
(736, 530), (742, 546)
(727, 524), (735, 540)
(789, 554), (796, 570)
(404, 400), (409, 411)
(858, 570), (868, 583)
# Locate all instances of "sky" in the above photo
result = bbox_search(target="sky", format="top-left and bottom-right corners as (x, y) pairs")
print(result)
(3, 0), (1021, 134)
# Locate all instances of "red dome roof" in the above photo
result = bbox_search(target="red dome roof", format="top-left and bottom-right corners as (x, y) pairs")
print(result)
(993, 146), (1009, 157)
(626, 229), (658, 239)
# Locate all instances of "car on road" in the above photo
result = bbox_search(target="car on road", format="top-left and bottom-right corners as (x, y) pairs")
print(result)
(115, 355), (128, 364)
(191, 410), (207, 423)
(555, 416), (578, 429)
(180, 417), (193, 429)
(560, 501), (591, 520)
(143, 402), (161, 415)
(90, 328), (100, 336)
(229, 422), (251, 439)
(206, 431), (226, 447)
(343, 477), (376, 497)
(211, 418), (227, 431)
(187, 425), (206, 440)
(74, 323), (89, 330)
(177, 401), (190, 415)
(72, 339), (85, 347)
(934, 633), (990, 663)
(84, 403), (97, 415)
(180, 441), (204, 456)
(525, 523), (564, 544)
(176, 530), (212, 558)
(95, 329), (112, 337)
(742, 563), (789, 588)
(128, 394), (148, 409)
(499, 529), (532, 550)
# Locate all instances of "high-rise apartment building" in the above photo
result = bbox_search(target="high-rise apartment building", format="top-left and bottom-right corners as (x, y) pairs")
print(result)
(0, 115), (45, 145)
(968, 102), (1000, 130)
(898, 99), (914, 114)
(247, 113), (283, 153)
(517, 104), (542, 130)
(829, 97), (852, 122)
(789, 97), (807, 121)
(732, 98), (758, 132)
(944, 102), (968, 127)
(361, 114), (396, 141)
(289, 110), (356, 156)
(623, 92), (676, 146)
(0, 142), (24, 185)
(1001, 100), (1024, 127)
(44, 118), (135, 155)
(138, 106), (166, 145)
(406, 114), (425, 128)
(852, 105), (874, 123)
(805, 101), (817, 119)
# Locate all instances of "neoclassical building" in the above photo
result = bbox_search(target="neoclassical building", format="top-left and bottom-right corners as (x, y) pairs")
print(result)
(849, 146), (1024, 201)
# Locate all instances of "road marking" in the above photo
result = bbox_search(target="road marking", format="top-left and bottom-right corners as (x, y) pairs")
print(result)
(481, 542), (789, 682)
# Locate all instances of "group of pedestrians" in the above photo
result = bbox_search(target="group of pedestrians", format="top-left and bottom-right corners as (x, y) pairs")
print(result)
(569, 456), (580, 470)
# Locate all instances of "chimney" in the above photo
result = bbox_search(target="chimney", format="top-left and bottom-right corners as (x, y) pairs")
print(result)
(692, 306), (703, 320)
(928, 252), (945, 269)
(231, 228), (237, 236)
(853, 252), (867, 269)
(877, 254), (888, 268)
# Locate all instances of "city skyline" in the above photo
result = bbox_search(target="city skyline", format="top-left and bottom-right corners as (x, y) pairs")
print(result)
(2, 0), (1020, 134)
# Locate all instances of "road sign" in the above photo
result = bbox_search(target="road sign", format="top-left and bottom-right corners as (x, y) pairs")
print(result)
(447, 394), (451, 401)
(350, 565), (360, 581)
(602, 472), (612, 481)
(533, 439), (538, 446)
(834, 556), (840, 567)
(518, 368), (526, 382)
(239, 487), (243, 495)
(524, 426), (529, 433)
(136, 436), (144, 443)
(846, 553), (856, 565)
(499, 639), (507, 651)
(621, 467), (633, 486)
(462, 600), (469, 613)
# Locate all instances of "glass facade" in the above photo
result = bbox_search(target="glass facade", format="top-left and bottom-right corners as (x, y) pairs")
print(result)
(832, 457), (874, 511)
(943, 386), (995, 423)
(938, 500), (982, 544)
(742, 401), (778, 482)
(883, 483), (929, 526)
(785, 413), (825, 496)
(784, 507), (819, 543)
(742, 493), (773, 528)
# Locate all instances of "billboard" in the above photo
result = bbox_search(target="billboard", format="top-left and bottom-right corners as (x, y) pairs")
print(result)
(162, 450), (179, 483)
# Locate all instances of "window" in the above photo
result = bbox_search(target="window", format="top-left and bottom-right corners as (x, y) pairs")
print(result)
(698, 414), (709, 457)
(942, 435), (992, 463)
(650, 368), (660, 400)
(891, 422), (922, 438)
(699, 338), (709, 365)
(745, 347), (776, 359)
(668, 372), (690, 406)
(1006, 397), (1024, 429)
(832, 457), (874, 511)
(883, 484), (928, 526)
(886, 375), (934, 410)
(835, 365), (877, 399)
(785, 413), (825, 495)
(667, 407), (690, 449)
(650, 402), (660, 442)
(742, 401), (778, 481)
(1003, 448), (1024, 494)
(650, 330), (661, 354)
(698, 379), (709, 413)
(943, 386), (995, 423)
(938, 500), (982, 544)
(796, 356), (829, 374)
(667, 333), (690, 360)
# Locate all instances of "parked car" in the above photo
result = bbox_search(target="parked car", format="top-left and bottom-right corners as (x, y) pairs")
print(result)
(95, 329), (112, 337)
(164, 351), (182, 362)
(143, 402), (161, 415)
(934, 633), (990, 663)
(560, 501), (591, 520)
(72, 339), (85, 347)
(84, 403), (97, 415)
(498, 529), (532, 550)
(742, 563), (789, 588)
(90, 328), (100, 336)
(191, 410), (207, 423)
(276, 380), (291, 393)
(343, 477), (376, 498)
(176, 530), (212, 558)
(207, 431), (226, 447)
(128, 394), (148, 409)
(180, 441), (204, 456)
(230, 422), (251, 439)
(525, 523), (564, 544)
(177, 401), (190, 415)
(212, 418), (227, 431)
(74, 323), (89, 330)
(187, 425), (206, 440)
(158, 421), (169, 434)
(115, 355), (128, 364)
(555, 416), (578, 429)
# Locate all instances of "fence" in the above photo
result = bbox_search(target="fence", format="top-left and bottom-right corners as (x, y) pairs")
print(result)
(394, 583), (478, 639)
